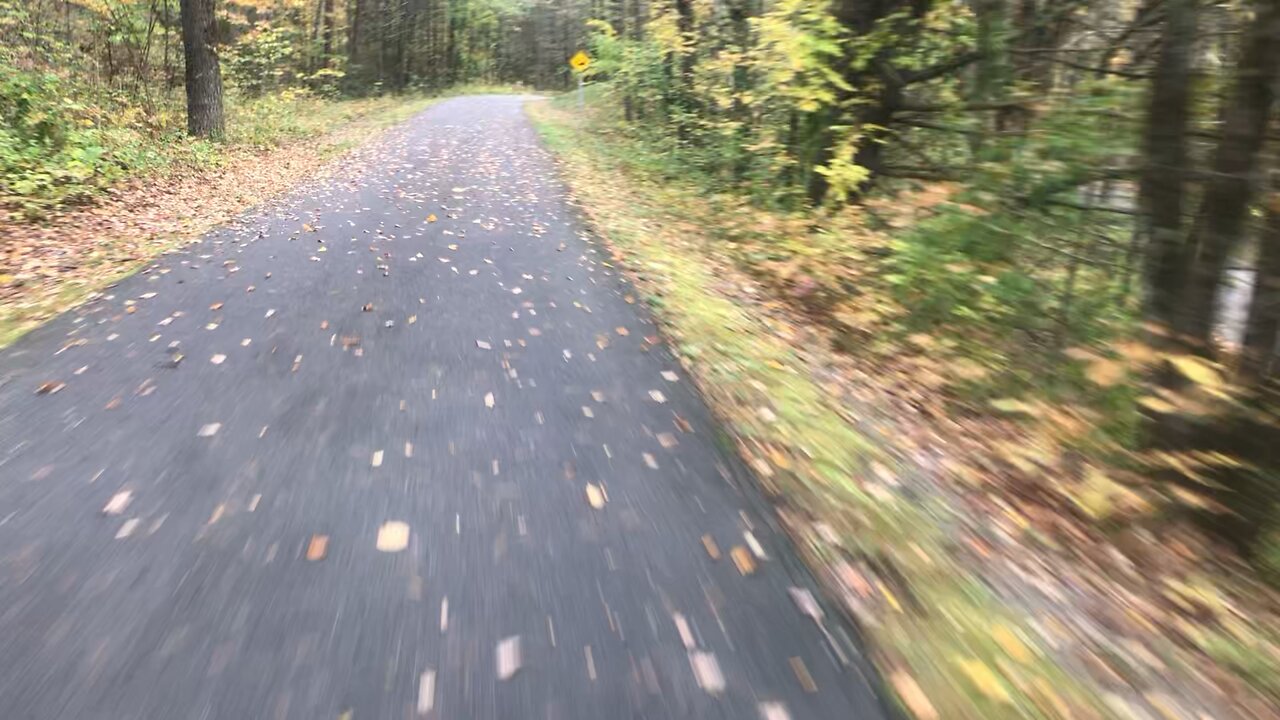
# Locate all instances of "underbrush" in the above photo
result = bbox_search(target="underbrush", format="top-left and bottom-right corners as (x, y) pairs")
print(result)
(530, 91), (1280, 719)
(0, 57), (439, 219)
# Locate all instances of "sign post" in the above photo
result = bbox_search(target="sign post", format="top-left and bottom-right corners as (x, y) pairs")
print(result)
(569, 51), (591, 109)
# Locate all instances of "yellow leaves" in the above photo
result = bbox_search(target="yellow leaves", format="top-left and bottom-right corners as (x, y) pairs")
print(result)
(876, 580), (903, 613)
(1072, 466), (1149, 520)
(1138, 395), (1178, 414)
(955, 657), (1013, 704)
(890, 671), (939, 720)
(1167, 355), (1224, 389)
(426, 213), (438, 223)
(991, 624), (1033, 663)
(1167, 485), (1229, 513)
(989, 398), (1039, 416)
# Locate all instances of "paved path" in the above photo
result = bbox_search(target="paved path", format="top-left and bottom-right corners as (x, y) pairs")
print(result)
(0, 96), (888, 720)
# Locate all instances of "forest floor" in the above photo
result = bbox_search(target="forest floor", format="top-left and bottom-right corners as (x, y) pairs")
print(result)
(528, 96), (1280, 720)
(0, 91), (452, 348)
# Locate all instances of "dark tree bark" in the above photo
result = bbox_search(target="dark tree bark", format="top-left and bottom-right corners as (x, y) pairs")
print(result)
(179, 0), (224, 138)
(669, 0), (695, 140)
(1138, 0), (1196, 332)
(321, 0), (335, 62)
(349, 0), (364, 77)
(400, 0), (417, 88)
(1242, 186), (1280, 384)
(1176, 0), (1280, 345)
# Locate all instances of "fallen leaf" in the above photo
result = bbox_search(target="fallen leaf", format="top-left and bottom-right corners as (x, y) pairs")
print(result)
(956, 657), (1012, 703)
(992, 625), (1032, 663)
(306, 534), (329, 561)
(989, 398), (1038, 416)
(1085, 357), (1126, 387)
(690, 651), (725, 694)
(758, 702), (792, 720)
(371, 450), (384, 468)
(103, 490), (133, 515)
(1138, 395), (1178, 414)
(789, 587), (823, 620)
(417, 669), (436, 714)
(673, 612), (696, 648)
(744, 531), (768, 560)
(198, 422), (221, 437)
(484, 392), (495, 409)
(36, 381), (65, 395)
(586, 483), (607, 509)
(1168, 355), (1224, 389)
(496, 636), (522, 680)
(702, 534), (721, 559)
(790, 656), (817, 692)
(890, 671), (939, 720)
(376, 521), (410, 552)
(731, 546), (757, 575)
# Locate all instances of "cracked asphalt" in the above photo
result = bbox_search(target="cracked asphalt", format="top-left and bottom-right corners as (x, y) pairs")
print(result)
(0, 95), (889, 720)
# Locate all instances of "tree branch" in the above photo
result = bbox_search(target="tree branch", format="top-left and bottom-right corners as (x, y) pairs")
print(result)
(899, 51), (985, 86)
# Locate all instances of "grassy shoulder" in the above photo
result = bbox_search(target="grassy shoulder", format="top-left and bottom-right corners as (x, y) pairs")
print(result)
(529, 92), (1280, 719)
(526, 97), (1112, 719)
(0, 90), (447, 348)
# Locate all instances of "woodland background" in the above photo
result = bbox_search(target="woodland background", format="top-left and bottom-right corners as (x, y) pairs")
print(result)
(4, 0), (1280, 716)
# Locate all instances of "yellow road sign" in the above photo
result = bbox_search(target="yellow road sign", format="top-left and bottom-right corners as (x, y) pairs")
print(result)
(569, 51), (591, 73)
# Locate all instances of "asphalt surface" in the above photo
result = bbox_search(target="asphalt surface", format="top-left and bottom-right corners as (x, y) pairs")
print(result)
(0, 95), (888, 720)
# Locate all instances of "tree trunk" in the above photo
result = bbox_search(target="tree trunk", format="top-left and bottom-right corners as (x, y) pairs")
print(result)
(808, 0), (926, 204)
(1138, 0), (1196, 332)
(349, 0), (364, 79)
(669, 0), (694, 141)
(322, 0), (335, 62)
(400, 0), (417, 88)
(1241, 186), (1280, 384)
(179, 0), (224, 138)
(1175, 0), (1280, 346)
